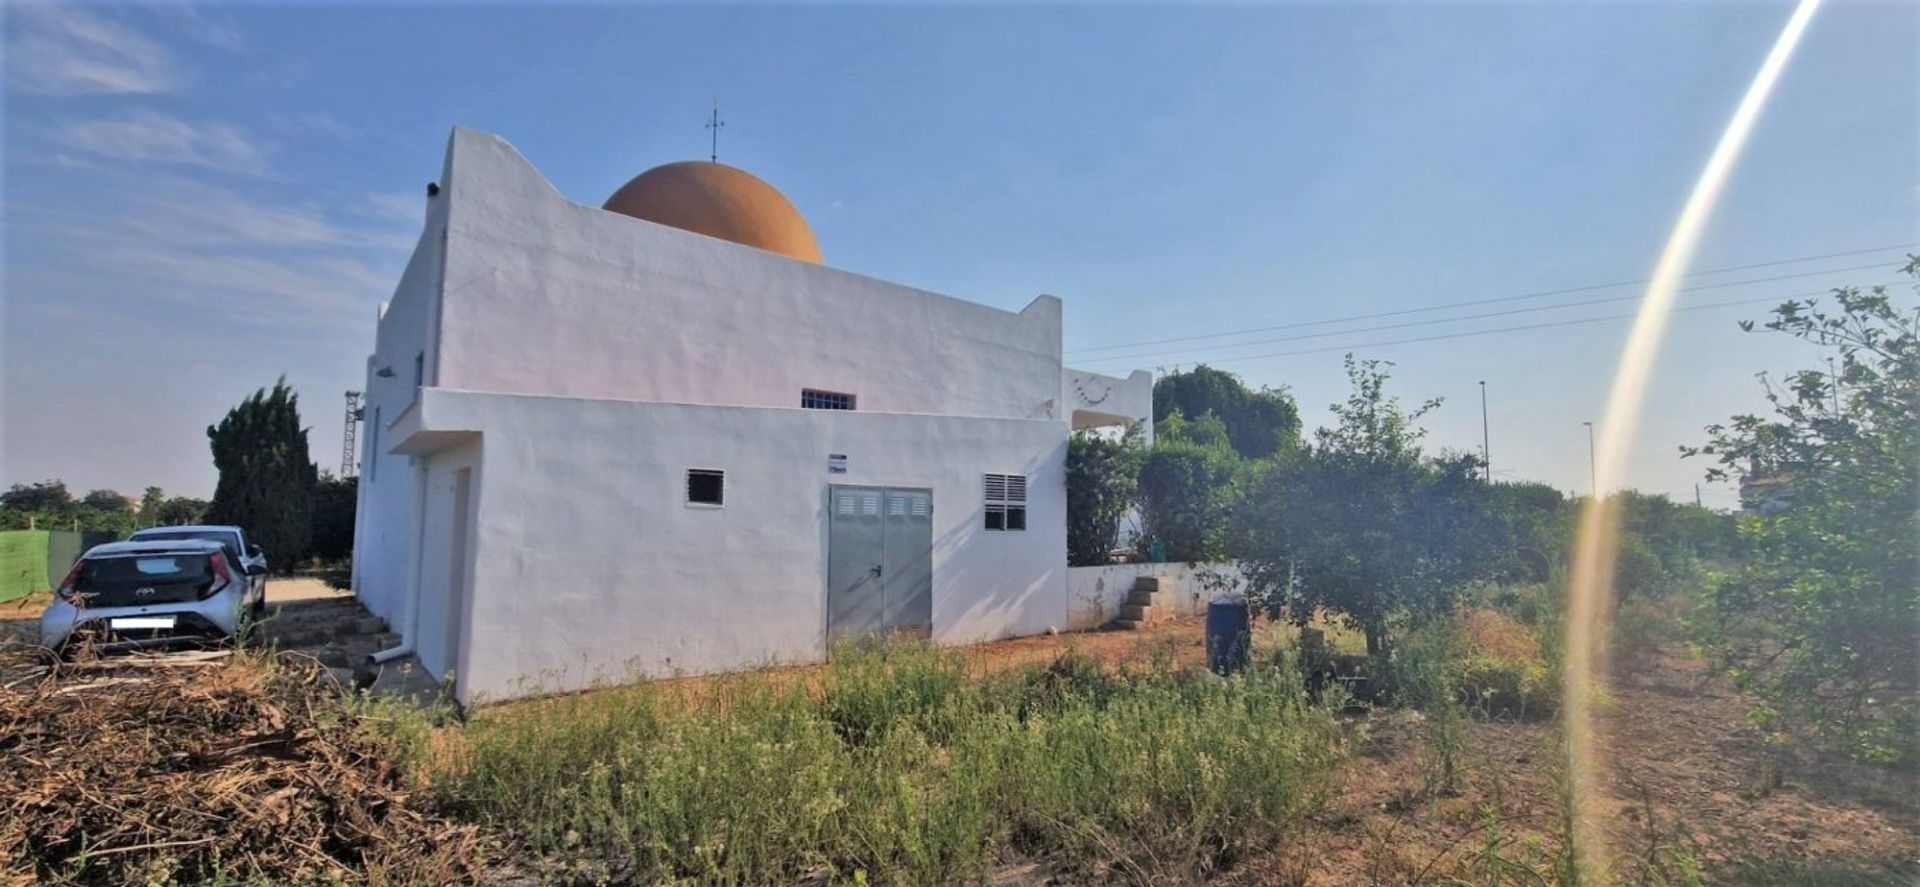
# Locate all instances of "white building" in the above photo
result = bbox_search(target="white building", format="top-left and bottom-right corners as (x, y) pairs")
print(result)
(352, 127), (1151, 703)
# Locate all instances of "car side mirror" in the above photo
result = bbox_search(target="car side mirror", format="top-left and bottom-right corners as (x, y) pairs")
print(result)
(248, 544), (264, 558)
(245, 563), (266, 576)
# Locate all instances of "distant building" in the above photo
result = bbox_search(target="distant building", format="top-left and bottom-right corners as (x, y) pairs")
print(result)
(353, 128), (1151, 703)
(1739, 471), (1796, 516)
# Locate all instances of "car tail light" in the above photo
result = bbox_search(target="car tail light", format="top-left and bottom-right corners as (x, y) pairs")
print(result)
(205, 554), (234, 600)
(55, 560), (86, 605)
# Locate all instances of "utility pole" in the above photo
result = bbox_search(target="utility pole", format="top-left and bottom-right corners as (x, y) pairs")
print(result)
(1827, 356), (1841, 414)
(1582, 421), (1597, 498)
(705, 99), (725, 164)
(1478, 380), (1491, 481)
(1695, 483), (1703, 507)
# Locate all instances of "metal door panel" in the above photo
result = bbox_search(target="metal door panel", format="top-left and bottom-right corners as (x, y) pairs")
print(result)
(880, 488), (933, 637)
(827, 486), (885, 640)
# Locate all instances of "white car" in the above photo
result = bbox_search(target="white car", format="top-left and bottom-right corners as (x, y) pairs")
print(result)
(39, 540), (262, 653)
(128, 524), (269, 605)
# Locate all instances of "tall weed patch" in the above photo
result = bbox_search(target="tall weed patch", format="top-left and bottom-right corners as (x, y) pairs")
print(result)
(414, 642), (1347, 883)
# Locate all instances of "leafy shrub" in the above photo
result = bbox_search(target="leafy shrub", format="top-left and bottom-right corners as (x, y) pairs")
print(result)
(1453, 654), (1558, 720)
(1136, 419), (1244, 562)
(1067, 429), (1144, 566)
(1458, 607), (1539, 663)
(821, 641), (975, 746)
(1686, 275), (1920, 764)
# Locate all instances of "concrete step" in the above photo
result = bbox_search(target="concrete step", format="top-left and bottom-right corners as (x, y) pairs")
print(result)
(1125, 587), (1158, 607)
(1132, 575), (1168, 594)
(1120, 603), (1152, 623)
(1114, 616), (1147, 631)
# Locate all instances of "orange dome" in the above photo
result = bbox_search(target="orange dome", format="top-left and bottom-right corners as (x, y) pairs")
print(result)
(601, 161), (821, 263)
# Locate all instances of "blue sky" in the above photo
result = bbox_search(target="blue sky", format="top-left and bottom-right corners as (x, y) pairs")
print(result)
(3, 1), (1914, 504)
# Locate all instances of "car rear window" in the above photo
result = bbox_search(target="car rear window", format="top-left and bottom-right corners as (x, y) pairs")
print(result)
(78, 555), (211, 591)
(133, 530), (241, 560)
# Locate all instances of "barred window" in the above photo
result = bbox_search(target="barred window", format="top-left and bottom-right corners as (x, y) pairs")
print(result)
(801, 389), (856, 410)
(983, 473), (1027, 532)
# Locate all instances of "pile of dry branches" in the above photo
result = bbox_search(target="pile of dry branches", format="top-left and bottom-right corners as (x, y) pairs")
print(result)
(0, 649), (490, 884)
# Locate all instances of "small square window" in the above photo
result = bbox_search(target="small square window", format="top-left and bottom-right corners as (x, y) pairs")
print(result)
(983, 472), (1027, 532)
(686, 469), (724, 506)
(801, 389), (856, 410)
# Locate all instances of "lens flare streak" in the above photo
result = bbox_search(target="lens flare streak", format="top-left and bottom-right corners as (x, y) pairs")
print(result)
(1561, 0), (1824, 878)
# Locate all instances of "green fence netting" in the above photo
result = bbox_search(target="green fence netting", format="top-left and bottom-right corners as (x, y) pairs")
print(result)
(1, 530), (52, 603)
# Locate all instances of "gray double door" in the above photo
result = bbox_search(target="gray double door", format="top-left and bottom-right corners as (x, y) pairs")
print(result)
(827, 485), (933, 641)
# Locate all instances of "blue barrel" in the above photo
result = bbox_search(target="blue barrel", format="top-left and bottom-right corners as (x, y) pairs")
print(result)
(1206, 594), (1251, 675)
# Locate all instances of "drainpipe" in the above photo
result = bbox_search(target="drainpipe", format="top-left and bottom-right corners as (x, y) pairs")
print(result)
(370, 458), (429, 664)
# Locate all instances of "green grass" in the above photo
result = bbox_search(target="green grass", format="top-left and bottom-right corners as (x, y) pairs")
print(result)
(399, 640), (1348, 884)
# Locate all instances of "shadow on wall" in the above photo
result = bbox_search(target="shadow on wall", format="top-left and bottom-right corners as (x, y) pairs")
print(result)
(930, 496), (1060, 646)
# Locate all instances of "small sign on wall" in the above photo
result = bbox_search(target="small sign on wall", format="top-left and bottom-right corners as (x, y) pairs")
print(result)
(828, 453), (848, 474)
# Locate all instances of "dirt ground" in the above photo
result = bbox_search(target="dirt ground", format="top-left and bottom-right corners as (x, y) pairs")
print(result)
(523, 616), (1920, 883)
(1213, 639), (1920, 885)
(6, 603), (1913, 884)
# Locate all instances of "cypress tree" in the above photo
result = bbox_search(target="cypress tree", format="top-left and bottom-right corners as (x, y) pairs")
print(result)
(206, 378), (317, 564)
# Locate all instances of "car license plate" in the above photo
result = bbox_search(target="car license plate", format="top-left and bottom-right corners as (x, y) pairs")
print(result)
(110, 616), (177, 630)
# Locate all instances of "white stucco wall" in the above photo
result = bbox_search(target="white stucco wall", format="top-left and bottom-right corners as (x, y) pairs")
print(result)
(353, 209), (447, 626)
(430, 127), (1064, 422)
(409, 437), (480, 682)
(393, 388), (1068, 703)
(1063, 368), (1154, 443)
(351, 126), (1160, 701)
(1064, 561), (1248, 631)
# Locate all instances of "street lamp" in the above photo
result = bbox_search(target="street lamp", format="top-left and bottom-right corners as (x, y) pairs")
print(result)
(1478, 381), (1491, 481)
(1581, 421), (1597, 497)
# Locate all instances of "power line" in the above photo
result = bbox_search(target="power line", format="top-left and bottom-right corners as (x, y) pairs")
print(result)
(1065, 243), (1914, 357)
(1118, 285), (1876, 369)
(1074, 262), (1887, 366)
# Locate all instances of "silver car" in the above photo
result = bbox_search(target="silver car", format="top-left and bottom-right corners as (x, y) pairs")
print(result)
(128, 524), (269, 604)
(39, 539), (263, 652)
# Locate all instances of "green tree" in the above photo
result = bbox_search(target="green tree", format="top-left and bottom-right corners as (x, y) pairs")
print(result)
(1607, 490), (1738, 598)
(2, 480), (74, 530)
(310, 473), (359, 563)
(1066, 427), (1144, 566)
(1153, 365), (1301, 460)
(1136, 412), (1245, 561)
(1684, 268), (1919, 763)
(206, 378), (318, 565)
(1238, 356), (1499, 656)
(153, 496), (209, 526)
(1482, 480), (1573, 582)
(2, 480), (74, 516)
(80, 489), (131, 513)
(138, 486), (167, 525)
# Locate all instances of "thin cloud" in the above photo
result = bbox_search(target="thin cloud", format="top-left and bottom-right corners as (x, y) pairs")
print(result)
(107, 247), (381, 315)
(125, 178), (358, 248)
(46, 110), (271, 176)
(5, 3), (177, 96)
(361, 192), (423, 223)
(23, 175), (415, 332)
(154, 1), (246, 50)
(288, 112), (351, 138)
